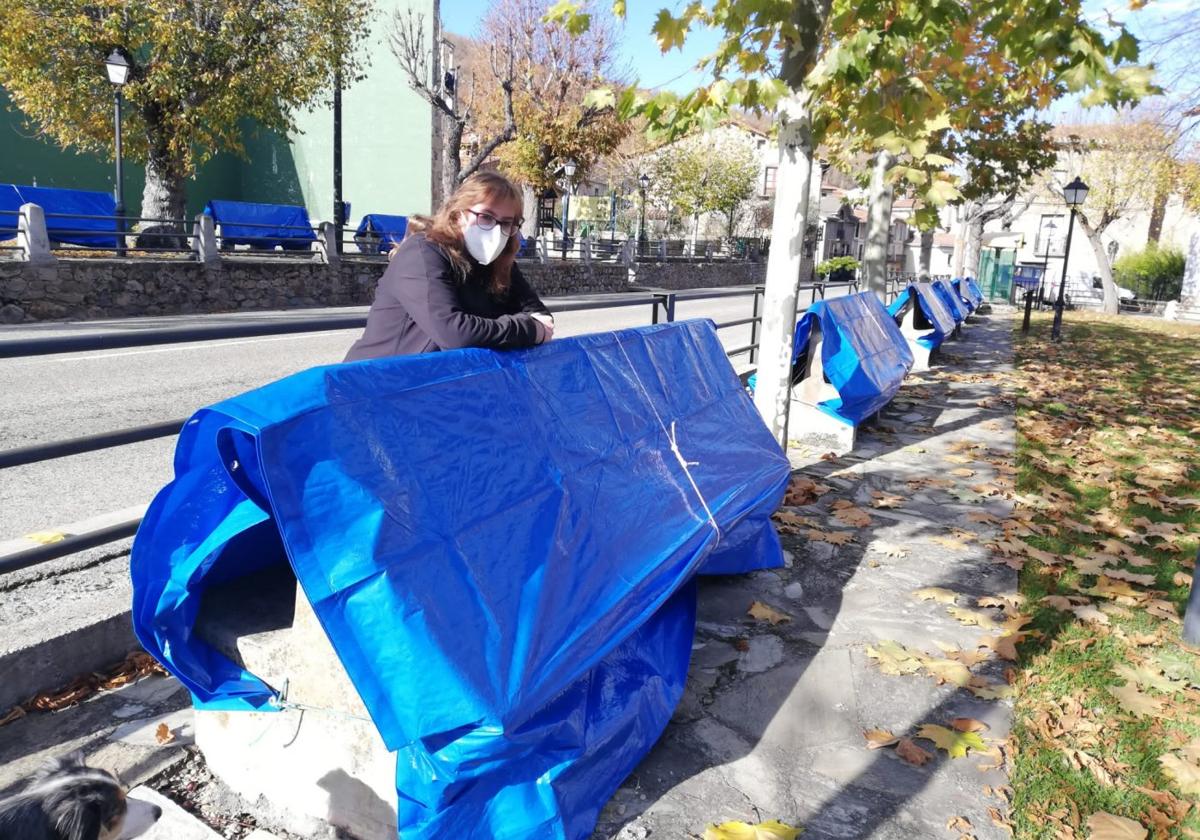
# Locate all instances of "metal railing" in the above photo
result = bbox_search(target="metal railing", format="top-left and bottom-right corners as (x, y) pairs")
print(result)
(6, 283), (867, 575)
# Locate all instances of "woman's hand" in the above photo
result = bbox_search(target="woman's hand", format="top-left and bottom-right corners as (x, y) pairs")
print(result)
(531, 312), (555, 343)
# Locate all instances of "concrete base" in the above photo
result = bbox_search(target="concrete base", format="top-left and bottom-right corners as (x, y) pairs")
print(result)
(192, 564), (397, 839)
(0, 548), (137, 712)
(787, 400), (857, 455)
(904, 340), (933, 372)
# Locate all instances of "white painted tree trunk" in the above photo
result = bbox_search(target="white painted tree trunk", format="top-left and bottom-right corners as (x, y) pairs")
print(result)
(918, 229), (934, 276)
(964, 215), (985, 281)
(1078, 216), (1119, 315)
(752, 91), (816, 447)
(862, 151), (895, 299)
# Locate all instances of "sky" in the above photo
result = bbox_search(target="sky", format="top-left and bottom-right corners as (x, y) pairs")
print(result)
(441, 0), (1194, 123)
(440, 0), (719, 93)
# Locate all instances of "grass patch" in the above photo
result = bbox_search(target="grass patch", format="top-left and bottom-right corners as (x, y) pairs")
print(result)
(1008, 312), (1200, 837)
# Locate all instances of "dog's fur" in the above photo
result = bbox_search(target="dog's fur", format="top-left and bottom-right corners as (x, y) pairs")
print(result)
(0, 754), (161, 840)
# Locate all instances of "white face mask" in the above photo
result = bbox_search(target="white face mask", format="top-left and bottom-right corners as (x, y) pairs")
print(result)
(463, 220), (508, 266)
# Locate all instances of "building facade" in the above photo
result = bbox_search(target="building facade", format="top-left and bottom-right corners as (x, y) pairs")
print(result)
(0, 0), (435, 227)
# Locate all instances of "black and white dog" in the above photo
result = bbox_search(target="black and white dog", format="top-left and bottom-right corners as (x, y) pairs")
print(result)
(0, 754), (162, 840)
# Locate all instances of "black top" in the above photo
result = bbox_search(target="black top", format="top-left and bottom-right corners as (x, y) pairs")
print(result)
(344, 233), (551, 362)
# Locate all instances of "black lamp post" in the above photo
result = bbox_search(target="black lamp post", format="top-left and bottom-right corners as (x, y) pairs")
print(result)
(559, 158), (577, 260)
(637, 173), (650, 256)
(1052, 176), (1089, 341)
(104, 49), (131, 257)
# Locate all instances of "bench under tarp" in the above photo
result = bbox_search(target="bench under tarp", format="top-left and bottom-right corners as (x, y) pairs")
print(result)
(952, 277), (984, 313)
(932, 278), (969, 324)
(888, 282), (958, 370)
(0, 183), (119, 247)
(790, 292), (915, 428)
(131, 320), (790, 840)
(355, 213), (408, 252)
(204, 199), (316, 250)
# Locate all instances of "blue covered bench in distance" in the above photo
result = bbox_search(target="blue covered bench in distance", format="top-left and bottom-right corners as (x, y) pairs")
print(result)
(1, 183), (120, 249)
(204, 199), (317, 251)
(931, 278), (970, 330)
(787, 291), (915, 453)
(887, 282), (959, 371)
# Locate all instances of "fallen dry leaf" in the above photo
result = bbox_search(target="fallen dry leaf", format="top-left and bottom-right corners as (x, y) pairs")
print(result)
(865, 640), (925, 675)
(806, 529), (856, 545)
(947, 816), (973, 832)
(833, 505), (872, 528)
(916, 723), (988, 758)
(1071, 604), (1110, 625)
(947, 606), (1003, 631)
(952, 717), (989, 733)
(1103, 568), (1156, 587)
(155, 722), (175, 745)
(896, 737), (934, 766)
(870, 490), (905, 509)
(1159, 753), (1200, 796)
(1085, 812), (1147, 840)
(1107, 683), (1163, 718)
(747, 601), (792, 626)
(863, 728), (900, 750)
(702, 819), (803, 840)
(913, 587), (960, 605)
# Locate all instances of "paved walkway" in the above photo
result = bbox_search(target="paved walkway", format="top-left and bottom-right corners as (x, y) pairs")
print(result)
(594, 309), (1018, 839)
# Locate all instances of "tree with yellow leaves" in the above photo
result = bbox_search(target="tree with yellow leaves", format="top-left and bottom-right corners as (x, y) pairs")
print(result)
(0, 0), (371, 223)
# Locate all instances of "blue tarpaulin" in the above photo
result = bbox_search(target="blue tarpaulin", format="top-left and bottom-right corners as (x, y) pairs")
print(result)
(356, 213), (409, 252)
(887, 283), (957, 350)
(130, 320), (790, 839)
(204, 199), (316, 250)
(952, 278), (983, 313)
(964, 277), (986, 305)
(0, 183), (118, 247)
(791, 292), (914, 426)
(932, 278), (969, 323)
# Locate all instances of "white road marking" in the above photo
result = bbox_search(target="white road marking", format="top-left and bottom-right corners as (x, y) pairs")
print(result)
(14, 330), (357, 363)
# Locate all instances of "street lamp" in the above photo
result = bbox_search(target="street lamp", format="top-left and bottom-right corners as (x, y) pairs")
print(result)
(559, 158), (577, 260)
(637, 173), (650, 256)
(104, 49), (131, 256)
(1051, 176), (1089, 341)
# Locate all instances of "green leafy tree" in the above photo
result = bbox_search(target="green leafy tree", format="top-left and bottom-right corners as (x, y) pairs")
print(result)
(1113, 243), (1186, 302)
(552, 0), (1154, 442)
(645, 129), (758, 241)
(0, 0), (371, 223)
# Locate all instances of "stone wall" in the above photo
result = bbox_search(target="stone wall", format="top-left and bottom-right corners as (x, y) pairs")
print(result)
(0, 257), (635, 323)
(632, 260), (766, 290)
(0, 255), (765, 323)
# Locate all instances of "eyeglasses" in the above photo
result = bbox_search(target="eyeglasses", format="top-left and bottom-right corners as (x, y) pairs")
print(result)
(465, 209), (523, 237)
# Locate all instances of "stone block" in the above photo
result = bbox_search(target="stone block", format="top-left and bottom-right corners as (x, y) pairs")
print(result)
(193, 564), (396, 839)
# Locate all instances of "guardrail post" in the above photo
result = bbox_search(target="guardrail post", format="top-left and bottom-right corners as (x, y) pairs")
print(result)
(652, 292), (676, 323)
(657, 240), (667, 262)
(17, 203), (55, 266)
(316, 222), (340, 267)
(580, 235), (591, 265)
(749, 285), (763, 365)
(192, 213), (219, 265)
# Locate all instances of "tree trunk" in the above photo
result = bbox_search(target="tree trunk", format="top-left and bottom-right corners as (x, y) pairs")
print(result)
(752, 90), (816, 446)
(862, 150), (895, 299)
(964, 215), (985, 281)
(1147, 188), (1168, 244)
(520, 184), (539, 238)
(441, 119), (464, 207)
(138, 150), (187, 249)
(918, 229), (934, 276)
(1078, 215), (1119, 315)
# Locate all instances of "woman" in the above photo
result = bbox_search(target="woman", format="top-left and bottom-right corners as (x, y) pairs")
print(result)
(345, 172), (554, 362)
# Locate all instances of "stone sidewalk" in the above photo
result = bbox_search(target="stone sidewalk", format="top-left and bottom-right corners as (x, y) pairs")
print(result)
(594, 309), (1019, 839)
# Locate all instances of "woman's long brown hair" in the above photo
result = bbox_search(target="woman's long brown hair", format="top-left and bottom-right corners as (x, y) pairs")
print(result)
(402, 172), (524, 296)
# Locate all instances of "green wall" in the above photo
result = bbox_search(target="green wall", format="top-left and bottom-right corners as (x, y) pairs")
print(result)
(0, 0), (433, 225)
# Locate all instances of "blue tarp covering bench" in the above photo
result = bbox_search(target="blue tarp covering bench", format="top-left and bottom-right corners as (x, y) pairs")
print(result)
(355, 213), (408, 252)
(788, 291), (915, 430)
(0, 183), (119, 247)
(962, 277), (985, 308)
(932, 278), (969, 324)
(130, 320), (791, 839)
(952, 277), (984, 313)
(204, 199), (316, 250)
(887, 282), (959, 370)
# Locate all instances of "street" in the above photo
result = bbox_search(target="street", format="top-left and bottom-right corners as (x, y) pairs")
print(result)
(0, 290), (830, 543)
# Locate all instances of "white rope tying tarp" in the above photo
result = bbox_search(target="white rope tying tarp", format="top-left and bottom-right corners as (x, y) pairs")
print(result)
(614, 338), (722, 545)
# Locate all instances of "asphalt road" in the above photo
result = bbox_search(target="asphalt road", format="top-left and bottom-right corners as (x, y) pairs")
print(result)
(1, 290), (829, 543)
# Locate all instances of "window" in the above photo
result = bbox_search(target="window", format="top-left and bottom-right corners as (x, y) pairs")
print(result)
(763, 166), (777, 197)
